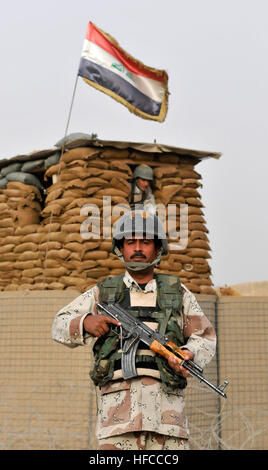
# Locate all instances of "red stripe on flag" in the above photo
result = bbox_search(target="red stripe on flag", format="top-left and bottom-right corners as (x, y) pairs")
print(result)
(85, 22), (167, 83)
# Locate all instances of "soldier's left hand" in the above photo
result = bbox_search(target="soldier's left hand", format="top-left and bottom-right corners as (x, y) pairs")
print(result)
(168, 349), (194, 377)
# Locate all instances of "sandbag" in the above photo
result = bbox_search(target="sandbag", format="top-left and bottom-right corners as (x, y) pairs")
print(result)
(6, 172), (44, 191)
(154, 167), (179, 179)
(44, 152), (61, 168)
(43, 258), (61, 268)
(14, 242), (39, 253)
(17, 206), (40, 227)
(18, 251), (41, 261)
(21, 159), (44, 172)
(182, 188), (201, 198)
(188, 222), (208, 232)
(60, 189), (85, 199)
(0, 227), (14, 236)
(20, 232), (44, 244)
(0, 218), (13, 228)
(40, 223), (61, 233)
(43, 266), (68, 277)
(83, 250), (108, 260)
(60, 167), (103, 181)
(97, 258), (124, 268)
(101, 149), (129, 159)
(109, 161), (132, 175)
(0, 178), (7, 188)
(62, 178), (102, 190)
(55, 132), (95, 147)
(60, 275), (90, 288)
(158, 153), (180, 163)
(6, 181), (42, 201)
(82, 267), (109, 278)
(185, 197), (203, 207)
(100, 170), (130, 181)
(48, 281), (65, 290)
(1, 163), (22, 177)
(39, 241), (62, 252)
(110, 177), (130, 195)
(44, 163), (63, 180)
(0, 244), (15, 254)
(14, 260), (42, 270)
(41, 202), (63, 217)
(22, 267), (43, 278)
(61, 147), (100, 164)
(188, 239), (210, 250)
(189, 230), (209, 241)
(45, 248), (71, 260)
(95, 188), (130, 198)
(186, 248), (211, 259)
(64, 232), (85, 243)
(155, 185), (182, 205)
(40, 231), (66, 243)
(5, 235), (21, 244)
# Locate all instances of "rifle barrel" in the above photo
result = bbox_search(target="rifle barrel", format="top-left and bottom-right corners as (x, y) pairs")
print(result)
(181, 360), (227, 398)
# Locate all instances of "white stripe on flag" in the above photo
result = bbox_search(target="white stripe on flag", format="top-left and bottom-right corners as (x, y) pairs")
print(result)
(81, 39), (165, 103)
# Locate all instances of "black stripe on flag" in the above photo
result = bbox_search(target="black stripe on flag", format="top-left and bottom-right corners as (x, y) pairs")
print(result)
(78, 57), (162, 116)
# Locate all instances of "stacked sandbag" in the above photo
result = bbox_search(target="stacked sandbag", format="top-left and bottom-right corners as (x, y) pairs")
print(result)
(0, 142), (215, 294)
(0, 179), (43, 290)
(0, 155), (63, 290)
(40, 146), (131, 291)
(44, 146), (214, 294)
(153, 157), (214, 294)
(0, 189), (17, 290)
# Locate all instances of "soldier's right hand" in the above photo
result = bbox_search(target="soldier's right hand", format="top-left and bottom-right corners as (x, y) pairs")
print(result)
(83, 314), (121, 337)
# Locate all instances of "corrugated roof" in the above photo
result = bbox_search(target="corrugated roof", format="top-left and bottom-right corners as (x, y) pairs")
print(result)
(0, 137), (221, 170)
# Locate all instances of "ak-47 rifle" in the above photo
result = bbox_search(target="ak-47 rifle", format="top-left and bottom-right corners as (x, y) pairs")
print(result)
(97, 302), (228, 398)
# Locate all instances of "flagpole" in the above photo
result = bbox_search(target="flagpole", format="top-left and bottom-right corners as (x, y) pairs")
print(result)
(43, 72), (80, 285)
(63, 73), (79, 139)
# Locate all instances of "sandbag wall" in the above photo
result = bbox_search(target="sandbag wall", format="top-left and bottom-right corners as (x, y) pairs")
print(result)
(0, 144), (214, 293)
(0, 181), (43, 290)
(41, 146), (134, 291)
(0, 154), (60, 291)
(153, 161), (213, 294)
(41, 145), (214, 294)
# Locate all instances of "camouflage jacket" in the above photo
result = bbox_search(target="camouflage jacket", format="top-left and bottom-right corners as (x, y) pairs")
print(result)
(130, 184), (156, 214)
(51, 271), (216, 439)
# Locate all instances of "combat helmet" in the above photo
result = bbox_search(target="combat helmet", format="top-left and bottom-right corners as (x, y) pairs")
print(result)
(133, 164), (154, 181)
(111, 209), (168, 271)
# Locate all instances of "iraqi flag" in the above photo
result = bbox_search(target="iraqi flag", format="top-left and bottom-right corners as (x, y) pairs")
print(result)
(78, 22), (169, 122)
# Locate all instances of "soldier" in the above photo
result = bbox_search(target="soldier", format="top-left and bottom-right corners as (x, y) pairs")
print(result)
(129, 164), (156, 214)
(51, 210), (216, 450)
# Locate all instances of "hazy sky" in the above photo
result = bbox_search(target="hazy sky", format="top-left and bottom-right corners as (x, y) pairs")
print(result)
(0, 0), (267, 287)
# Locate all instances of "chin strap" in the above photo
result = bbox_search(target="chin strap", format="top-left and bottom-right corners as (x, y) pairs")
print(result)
(114, 246), (163, 272)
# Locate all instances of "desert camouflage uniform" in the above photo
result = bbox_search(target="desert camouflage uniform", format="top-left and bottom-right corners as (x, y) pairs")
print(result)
(98, 430), (190, 450)
(51, 271), (216, 448)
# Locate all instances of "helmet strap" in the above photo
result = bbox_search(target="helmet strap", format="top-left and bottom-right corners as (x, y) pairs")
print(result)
(114, 246), (163, 272)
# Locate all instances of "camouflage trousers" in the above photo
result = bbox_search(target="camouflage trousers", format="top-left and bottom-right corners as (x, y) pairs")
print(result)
(98, 432), (190, 450)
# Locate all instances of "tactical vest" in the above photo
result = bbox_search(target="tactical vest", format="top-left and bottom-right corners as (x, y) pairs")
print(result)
(90, 273), (187, 392)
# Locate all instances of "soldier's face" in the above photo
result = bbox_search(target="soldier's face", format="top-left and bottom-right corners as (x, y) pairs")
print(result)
(120, 236), (158, 264)
(137, 178), (150, 191)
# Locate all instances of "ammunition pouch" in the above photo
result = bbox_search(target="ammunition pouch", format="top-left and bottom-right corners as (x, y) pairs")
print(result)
(90, 273), (187, 392)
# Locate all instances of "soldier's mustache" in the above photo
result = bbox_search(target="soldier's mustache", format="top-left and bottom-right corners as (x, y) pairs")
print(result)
(130, 251), (146, 259)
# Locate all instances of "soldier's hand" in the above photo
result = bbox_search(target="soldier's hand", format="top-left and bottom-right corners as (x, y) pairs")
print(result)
(168, 349), (194, 378)
(83, 314), (121, 337)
